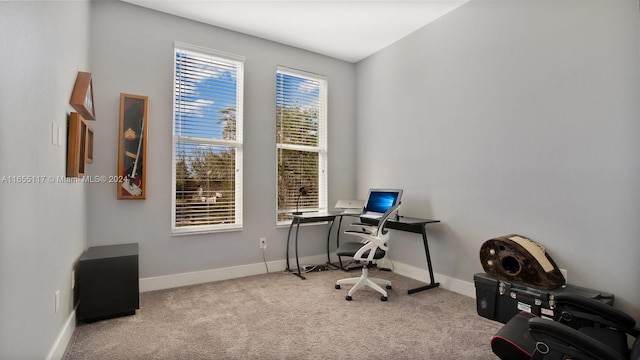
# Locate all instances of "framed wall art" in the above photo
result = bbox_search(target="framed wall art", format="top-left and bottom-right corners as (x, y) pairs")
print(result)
(67, 112), (88, 178)
(117, 93), (148, 199)
(70, 71), (96, 120)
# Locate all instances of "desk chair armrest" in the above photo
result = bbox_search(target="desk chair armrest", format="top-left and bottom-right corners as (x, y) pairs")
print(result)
(350, 222), (374, 227)
(344, 229), (372, 237)
(528, 318), (626, 360)
(554, 294), (636, 332)
(346, 223), (377, 235)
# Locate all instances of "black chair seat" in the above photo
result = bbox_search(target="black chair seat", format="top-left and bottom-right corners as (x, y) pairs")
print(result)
(336, 241), (386, 259)
(579, 327), (629, 359)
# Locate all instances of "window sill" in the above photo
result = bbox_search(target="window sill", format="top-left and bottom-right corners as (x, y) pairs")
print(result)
(172, 224), (242, 236)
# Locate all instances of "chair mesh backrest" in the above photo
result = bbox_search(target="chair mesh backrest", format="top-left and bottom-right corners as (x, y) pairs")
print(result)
(377, 203), (401, 236)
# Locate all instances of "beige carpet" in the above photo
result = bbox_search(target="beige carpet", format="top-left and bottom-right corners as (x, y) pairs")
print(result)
(63, 269), (502, 359)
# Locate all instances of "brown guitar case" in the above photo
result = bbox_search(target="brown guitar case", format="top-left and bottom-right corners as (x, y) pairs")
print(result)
(479, 234), (565, 290)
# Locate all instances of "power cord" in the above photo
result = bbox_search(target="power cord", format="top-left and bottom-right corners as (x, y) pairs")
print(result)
(261, 247), (269, 273)
(302, 264), (329, 272)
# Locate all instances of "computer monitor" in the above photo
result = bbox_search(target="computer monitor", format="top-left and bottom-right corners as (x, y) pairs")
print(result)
(362, 188), (403, 217)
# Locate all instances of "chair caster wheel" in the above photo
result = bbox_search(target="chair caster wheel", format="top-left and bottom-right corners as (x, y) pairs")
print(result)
(381, 296), (388, 301)
(386, 285), (392, 290)
(345, 295), (352, 301)
(335, 284), (341, 289)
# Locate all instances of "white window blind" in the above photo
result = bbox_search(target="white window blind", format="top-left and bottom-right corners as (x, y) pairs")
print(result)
(172, 42), (244, 234)
(276, 66), (328, 223)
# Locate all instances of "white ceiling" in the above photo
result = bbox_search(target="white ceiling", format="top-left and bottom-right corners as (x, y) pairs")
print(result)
(122, 0), (469, 63)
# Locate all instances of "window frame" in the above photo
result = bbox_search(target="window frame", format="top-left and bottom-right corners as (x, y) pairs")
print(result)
(172, 42), (245, 235)
(275, 66), (328, 225)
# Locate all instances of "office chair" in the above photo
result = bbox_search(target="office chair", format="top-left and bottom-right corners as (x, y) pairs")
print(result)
(334, 203), (400, 301)
(491, 294), (640, 360)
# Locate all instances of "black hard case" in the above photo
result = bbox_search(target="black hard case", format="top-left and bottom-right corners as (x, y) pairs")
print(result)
(474, 272), (614, 324)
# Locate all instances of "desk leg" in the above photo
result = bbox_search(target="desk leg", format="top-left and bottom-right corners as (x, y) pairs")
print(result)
(326, 217), (341, 270)
(285, 220), (294, 272)
(407, 226), (440, 294)
(293, 221), (305, 280)
(335, 216), (344, 269)
(326, 219), (335, 264)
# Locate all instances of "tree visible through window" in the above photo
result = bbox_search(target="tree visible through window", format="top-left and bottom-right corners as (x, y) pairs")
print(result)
(172, 43), (244, 234)
(276, 66), (327, 223)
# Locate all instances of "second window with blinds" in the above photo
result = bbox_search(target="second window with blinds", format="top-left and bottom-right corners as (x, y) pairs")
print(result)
(276, 66), (328, 224)
(172, 43), (244, 234)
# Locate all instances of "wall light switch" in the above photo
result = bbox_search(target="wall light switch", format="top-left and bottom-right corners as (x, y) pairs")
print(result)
(51, 122), (59, 145)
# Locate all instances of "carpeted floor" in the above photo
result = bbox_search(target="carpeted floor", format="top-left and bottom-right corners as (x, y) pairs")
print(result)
(63, 269), (501, 359)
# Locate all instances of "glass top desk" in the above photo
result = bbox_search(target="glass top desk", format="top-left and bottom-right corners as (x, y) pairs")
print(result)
(285, 212), (441, 294)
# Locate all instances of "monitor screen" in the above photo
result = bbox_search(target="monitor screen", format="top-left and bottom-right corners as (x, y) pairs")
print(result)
(364, 189), (403, 214)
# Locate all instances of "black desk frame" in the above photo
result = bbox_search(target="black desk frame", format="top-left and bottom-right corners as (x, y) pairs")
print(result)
(285, 213), (338, 280)
(367, 216), (441, 294)
(285, 213), (441, 294)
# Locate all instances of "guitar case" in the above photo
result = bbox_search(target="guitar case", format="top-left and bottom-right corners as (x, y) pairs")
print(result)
(479, 234), (565, 290)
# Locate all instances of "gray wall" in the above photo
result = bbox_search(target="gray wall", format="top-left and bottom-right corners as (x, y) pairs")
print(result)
(87, 1), (357, 278)
(356, 0), (640, 318)
(0, 1), (90, 358)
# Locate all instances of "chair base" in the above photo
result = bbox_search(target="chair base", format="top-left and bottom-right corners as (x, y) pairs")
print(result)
(335, 267), (391, 301)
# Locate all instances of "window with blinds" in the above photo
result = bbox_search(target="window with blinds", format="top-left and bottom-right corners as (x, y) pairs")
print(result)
(276, 66), (328, 223)
(172, 42), (244, 234)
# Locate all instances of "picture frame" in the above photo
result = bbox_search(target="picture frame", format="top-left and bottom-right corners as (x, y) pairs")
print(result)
(70, 71), (96, 120)
(66, 112), (88, 177)
(117, 93), (148, 200)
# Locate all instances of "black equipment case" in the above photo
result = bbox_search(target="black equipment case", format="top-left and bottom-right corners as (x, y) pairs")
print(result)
(474, 272), (614, 324)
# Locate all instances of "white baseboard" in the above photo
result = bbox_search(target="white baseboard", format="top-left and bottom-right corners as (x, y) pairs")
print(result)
(140, 254), (477, 299)
(140, 254), (329, 292)
(391, 261), (477, 298)
(47, 309), (76, 360)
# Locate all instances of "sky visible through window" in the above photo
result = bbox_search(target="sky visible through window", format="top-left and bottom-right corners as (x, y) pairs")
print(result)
(277, 72), (320, 113)
(276, 72), (321, 147)
(175, 50), (238, 145)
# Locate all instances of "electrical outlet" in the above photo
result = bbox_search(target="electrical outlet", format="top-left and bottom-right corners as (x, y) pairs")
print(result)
(259, 237), (267, 249)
